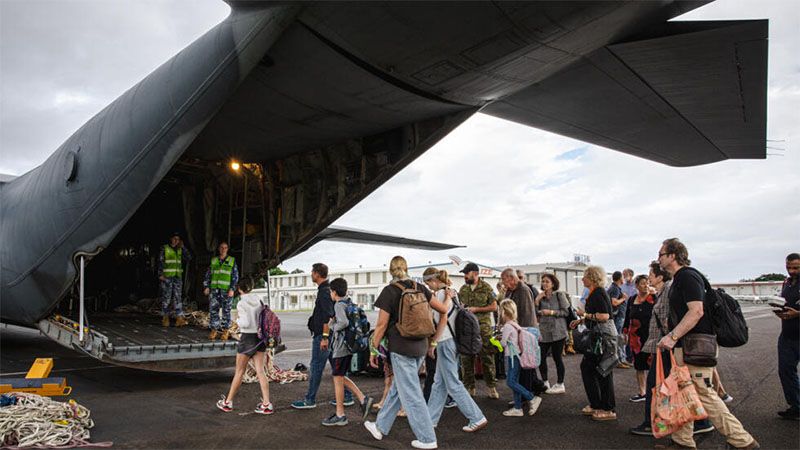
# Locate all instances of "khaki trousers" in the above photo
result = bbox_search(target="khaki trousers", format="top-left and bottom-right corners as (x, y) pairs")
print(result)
(671, 348), (755, 448)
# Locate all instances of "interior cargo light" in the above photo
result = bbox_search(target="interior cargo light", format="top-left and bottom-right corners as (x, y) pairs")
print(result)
(230, 161), (241, 171)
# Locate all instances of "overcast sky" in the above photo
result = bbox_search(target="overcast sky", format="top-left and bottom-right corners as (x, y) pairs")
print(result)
(1, 1), (797, 282)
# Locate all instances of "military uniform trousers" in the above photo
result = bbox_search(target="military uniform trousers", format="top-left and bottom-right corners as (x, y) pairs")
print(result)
(209, 289), (233, 331)
(161, 277), (183, 317)
(460, 321), (497, 389)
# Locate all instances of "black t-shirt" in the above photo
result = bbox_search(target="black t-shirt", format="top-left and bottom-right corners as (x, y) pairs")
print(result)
(585, 288), (612, 329)
(375, 280), (433, 358)
(781, 277), (800, 341)
(668, 267), (714, 344)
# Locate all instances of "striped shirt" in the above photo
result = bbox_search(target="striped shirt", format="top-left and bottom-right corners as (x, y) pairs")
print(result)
(642, 280), (672, 354)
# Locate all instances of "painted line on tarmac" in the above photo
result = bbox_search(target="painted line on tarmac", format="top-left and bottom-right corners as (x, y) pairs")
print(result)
(745, 313), (778, 321)
(0, 364), (112, 377)
(281, 347), (312, 354)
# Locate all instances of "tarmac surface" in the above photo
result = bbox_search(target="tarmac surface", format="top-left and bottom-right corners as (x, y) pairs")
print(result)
(1, 305), (798, 449)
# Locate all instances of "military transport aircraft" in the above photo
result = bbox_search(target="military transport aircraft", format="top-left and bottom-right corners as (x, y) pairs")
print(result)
(0, 1), (767, 371)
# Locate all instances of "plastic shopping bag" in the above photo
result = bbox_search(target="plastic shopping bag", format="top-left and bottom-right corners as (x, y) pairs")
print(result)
(651, 350), (708, 438)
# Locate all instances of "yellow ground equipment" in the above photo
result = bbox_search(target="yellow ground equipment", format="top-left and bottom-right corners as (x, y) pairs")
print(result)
(0, 358), (72, 396)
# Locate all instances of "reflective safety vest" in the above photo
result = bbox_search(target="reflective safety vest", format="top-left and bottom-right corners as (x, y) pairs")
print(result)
(162, 245), (183, 278)
(210, 256), (235, 290)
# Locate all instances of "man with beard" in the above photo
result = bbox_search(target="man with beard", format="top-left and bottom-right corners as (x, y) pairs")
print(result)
(458, 263), (499, 398)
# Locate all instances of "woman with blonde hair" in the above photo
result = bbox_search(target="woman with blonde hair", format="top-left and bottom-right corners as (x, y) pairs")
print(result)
(569, 265), (618, 421)
(423, 268), (488, 433)
(365, 256), (448, 449)
(498, 299), (537, 417)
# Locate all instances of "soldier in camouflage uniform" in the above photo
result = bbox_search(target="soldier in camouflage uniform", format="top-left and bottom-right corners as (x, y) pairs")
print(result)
(458, 263), (499, 398)
(203, 241), (239, 341)
(159, 232), (192, 327)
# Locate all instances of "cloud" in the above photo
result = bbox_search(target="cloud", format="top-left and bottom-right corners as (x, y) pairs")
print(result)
(1, 0), (796, 283)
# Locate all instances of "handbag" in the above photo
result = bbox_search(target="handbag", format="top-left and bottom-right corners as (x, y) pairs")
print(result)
(681, 333), (717, 367)
(573, 326), (602, 355)
(651, 350), (708, 438)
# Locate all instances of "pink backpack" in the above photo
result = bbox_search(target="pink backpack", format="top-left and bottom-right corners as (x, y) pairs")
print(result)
(512, 323), (541, 369)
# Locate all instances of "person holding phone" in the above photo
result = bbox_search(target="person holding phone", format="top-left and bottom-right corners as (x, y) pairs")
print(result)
(775, 253), (800, 421)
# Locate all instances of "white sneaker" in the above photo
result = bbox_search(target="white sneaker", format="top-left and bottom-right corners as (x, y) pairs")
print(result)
(545, 383), (565, 394)
(462, 417), (488, 433)
(411, 440), (438, 449)
(364, 421), (383, 441)
(528, 396), (542, 416)
(502, 408), (524, 417)
(542, 381), (551, 390)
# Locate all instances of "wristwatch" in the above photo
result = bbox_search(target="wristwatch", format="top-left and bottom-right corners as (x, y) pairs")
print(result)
(669, 332), (679, 341)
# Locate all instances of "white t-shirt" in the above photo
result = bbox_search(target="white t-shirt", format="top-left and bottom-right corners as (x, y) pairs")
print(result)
(432, 289), (458, 342)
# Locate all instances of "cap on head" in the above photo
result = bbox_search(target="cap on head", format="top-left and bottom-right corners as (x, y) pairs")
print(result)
(170, 231), (181, 238)
(460, 262), (479, 274)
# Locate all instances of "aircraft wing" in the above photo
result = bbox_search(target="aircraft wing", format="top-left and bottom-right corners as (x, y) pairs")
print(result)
(291, 226), (463, 257)
(483, 20), (768, 167)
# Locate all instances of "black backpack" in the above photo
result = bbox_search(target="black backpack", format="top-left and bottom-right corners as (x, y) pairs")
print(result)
(445, 291), (483, 356)
(686, 267), (749, 348)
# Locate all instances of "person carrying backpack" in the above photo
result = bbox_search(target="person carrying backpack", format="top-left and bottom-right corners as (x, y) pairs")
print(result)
(363, 256), (448, 450)
(498, 299), (540, 417)
(422, 268), (488, 433)
(322, 278), (374, 427)
(216, 277), (273, 415)
(656, 238), (758, 449)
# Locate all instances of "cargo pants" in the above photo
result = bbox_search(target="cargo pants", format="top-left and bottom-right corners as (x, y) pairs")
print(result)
(209, 289), (232, 330)
(671, 348), (756, 448)
(460, 321), (496, 389)
(161, 277), (183, 317)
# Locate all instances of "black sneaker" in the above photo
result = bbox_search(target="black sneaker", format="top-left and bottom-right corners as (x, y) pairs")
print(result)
(359, 396), (374, 421)
(778, 407), (800, 421)
(629, 423), (652, 436)
(629, 394), (647, 403)
(329, 398), (355, 407)
(322, 414), (348, 427)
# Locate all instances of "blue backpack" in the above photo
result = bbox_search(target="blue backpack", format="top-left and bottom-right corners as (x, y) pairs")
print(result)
(342, 298), (370, 353)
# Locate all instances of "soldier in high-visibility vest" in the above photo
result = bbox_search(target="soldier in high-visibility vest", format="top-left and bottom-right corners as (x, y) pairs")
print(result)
(203, 241), (239, 340)
(159, 231), (192, 327)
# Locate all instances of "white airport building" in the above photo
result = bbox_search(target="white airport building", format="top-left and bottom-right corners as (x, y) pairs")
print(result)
(252, 260), (590, 311)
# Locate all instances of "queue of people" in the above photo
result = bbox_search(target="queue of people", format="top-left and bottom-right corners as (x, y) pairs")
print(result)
(203, 238), (797, 449)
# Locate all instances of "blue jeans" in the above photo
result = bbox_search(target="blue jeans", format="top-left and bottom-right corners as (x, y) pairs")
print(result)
(778, 334), (800, 410)
(427, 339), (485, 425)
(614, 314), (627, 362)
(505, 356), (533, 409)
(376, 352), (437, 445)
(304, 334), (330, 404)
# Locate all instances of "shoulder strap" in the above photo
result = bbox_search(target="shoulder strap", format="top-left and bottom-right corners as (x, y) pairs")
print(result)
(392, 281), (411, 292)
(653, 312), (667, 335)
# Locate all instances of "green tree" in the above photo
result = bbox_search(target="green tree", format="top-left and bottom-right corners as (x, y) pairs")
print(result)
(754, 273), (786, 282)
(269, 267), (289, 276)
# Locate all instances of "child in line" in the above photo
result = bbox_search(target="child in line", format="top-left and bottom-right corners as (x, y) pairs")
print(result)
(499, 299), (540, 417)
(216, 277), (273, 415)
(323, 277), (374, 426)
